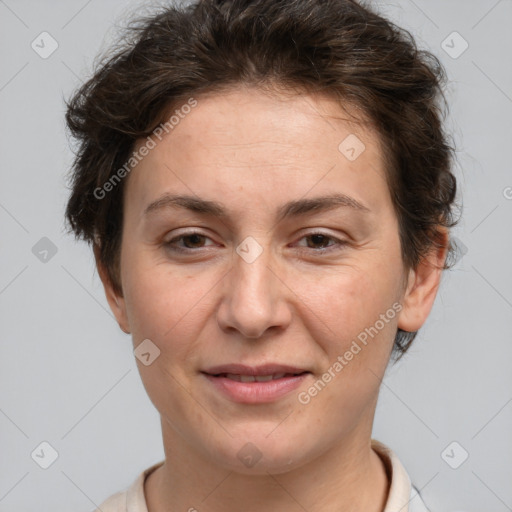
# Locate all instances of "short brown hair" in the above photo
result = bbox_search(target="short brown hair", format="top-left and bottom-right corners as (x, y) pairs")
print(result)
(64, 0), (458, 361)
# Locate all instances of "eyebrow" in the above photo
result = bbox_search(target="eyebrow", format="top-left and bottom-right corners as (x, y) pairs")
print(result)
(143, 193), (370, 221)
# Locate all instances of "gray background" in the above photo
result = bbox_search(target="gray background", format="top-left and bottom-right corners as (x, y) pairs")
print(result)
(0, 0), (511, 511)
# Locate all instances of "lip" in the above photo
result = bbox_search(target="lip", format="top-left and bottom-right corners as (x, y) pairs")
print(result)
(203, 363), (309, 376)
(201, 364), (311, 404)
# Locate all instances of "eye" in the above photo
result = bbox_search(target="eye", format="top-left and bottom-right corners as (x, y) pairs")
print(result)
(295, 232), (348, 253)
(163, 230), (348, 255)
(164, 231), (216, 253)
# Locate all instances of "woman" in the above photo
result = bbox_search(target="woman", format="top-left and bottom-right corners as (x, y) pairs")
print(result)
(65, 0), (458, 510)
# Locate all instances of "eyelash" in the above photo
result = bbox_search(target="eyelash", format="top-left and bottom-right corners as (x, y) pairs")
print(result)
(164, 230), (348, 254)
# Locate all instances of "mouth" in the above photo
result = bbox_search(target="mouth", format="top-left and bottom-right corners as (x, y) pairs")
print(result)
(208, 371), (309, 383)
(201, 364), (311, 403)
(202, 363), (311, 380)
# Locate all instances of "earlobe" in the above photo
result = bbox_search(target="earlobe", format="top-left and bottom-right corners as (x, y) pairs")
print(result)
(93, 244), (131, 334)
(397, 232), (448, 333)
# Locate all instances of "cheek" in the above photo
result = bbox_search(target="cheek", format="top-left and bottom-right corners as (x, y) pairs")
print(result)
(121, 260), (216, 422)
(299, 262), (401, 349)
(121, 247), (226, 368)
(293, 271), (399, 431)
(294, 256), (402, 411)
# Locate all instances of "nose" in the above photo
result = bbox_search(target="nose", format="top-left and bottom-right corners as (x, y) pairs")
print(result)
(216, 242), (292, 340)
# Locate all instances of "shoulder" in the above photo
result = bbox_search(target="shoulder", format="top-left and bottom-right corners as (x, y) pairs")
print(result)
(92, 460), (164, 512)
(371, 439), (433, 512)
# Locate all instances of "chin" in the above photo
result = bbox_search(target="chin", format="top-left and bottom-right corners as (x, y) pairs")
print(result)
(210, 430), (316, 475)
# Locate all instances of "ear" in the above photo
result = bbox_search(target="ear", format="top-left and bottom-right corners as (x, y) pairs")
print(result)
(397, 230), (448, 333)
(94, 244), (131, 334)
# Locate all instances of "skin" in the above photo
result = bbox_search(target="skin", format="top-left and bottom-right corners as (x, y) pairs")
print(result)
(96, 85), (447, 512)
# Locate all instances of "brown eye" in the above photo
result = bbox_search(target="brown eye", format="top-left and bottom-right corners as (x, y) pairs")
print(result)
(165, 231), (215, 253)
(305, 234), (333, 249)
(180, 233), (207, 248)
(295, 232), (348, 253)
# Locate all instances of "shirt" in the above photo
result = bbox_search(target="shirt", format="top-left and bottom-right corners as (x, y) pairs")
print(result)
(94, 439), (430, 512)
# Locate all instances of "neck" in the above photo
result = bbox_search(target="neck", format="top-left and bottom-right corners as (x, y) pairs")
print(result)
(145, 422), (390, 512)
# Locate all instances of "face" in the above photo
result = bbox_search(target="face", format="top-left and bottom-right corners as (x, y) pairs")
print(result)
(99, 86), (443, 475)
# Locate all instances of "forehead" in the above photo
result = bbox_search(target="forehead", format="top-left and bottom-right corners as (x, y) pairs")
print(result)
(153, 86), (377, 154)
(125, 86), (390, 219)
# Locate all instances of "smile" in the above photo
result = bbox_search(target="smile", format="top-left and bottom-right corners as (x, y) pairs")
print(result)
(201, 366), (311, 404)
